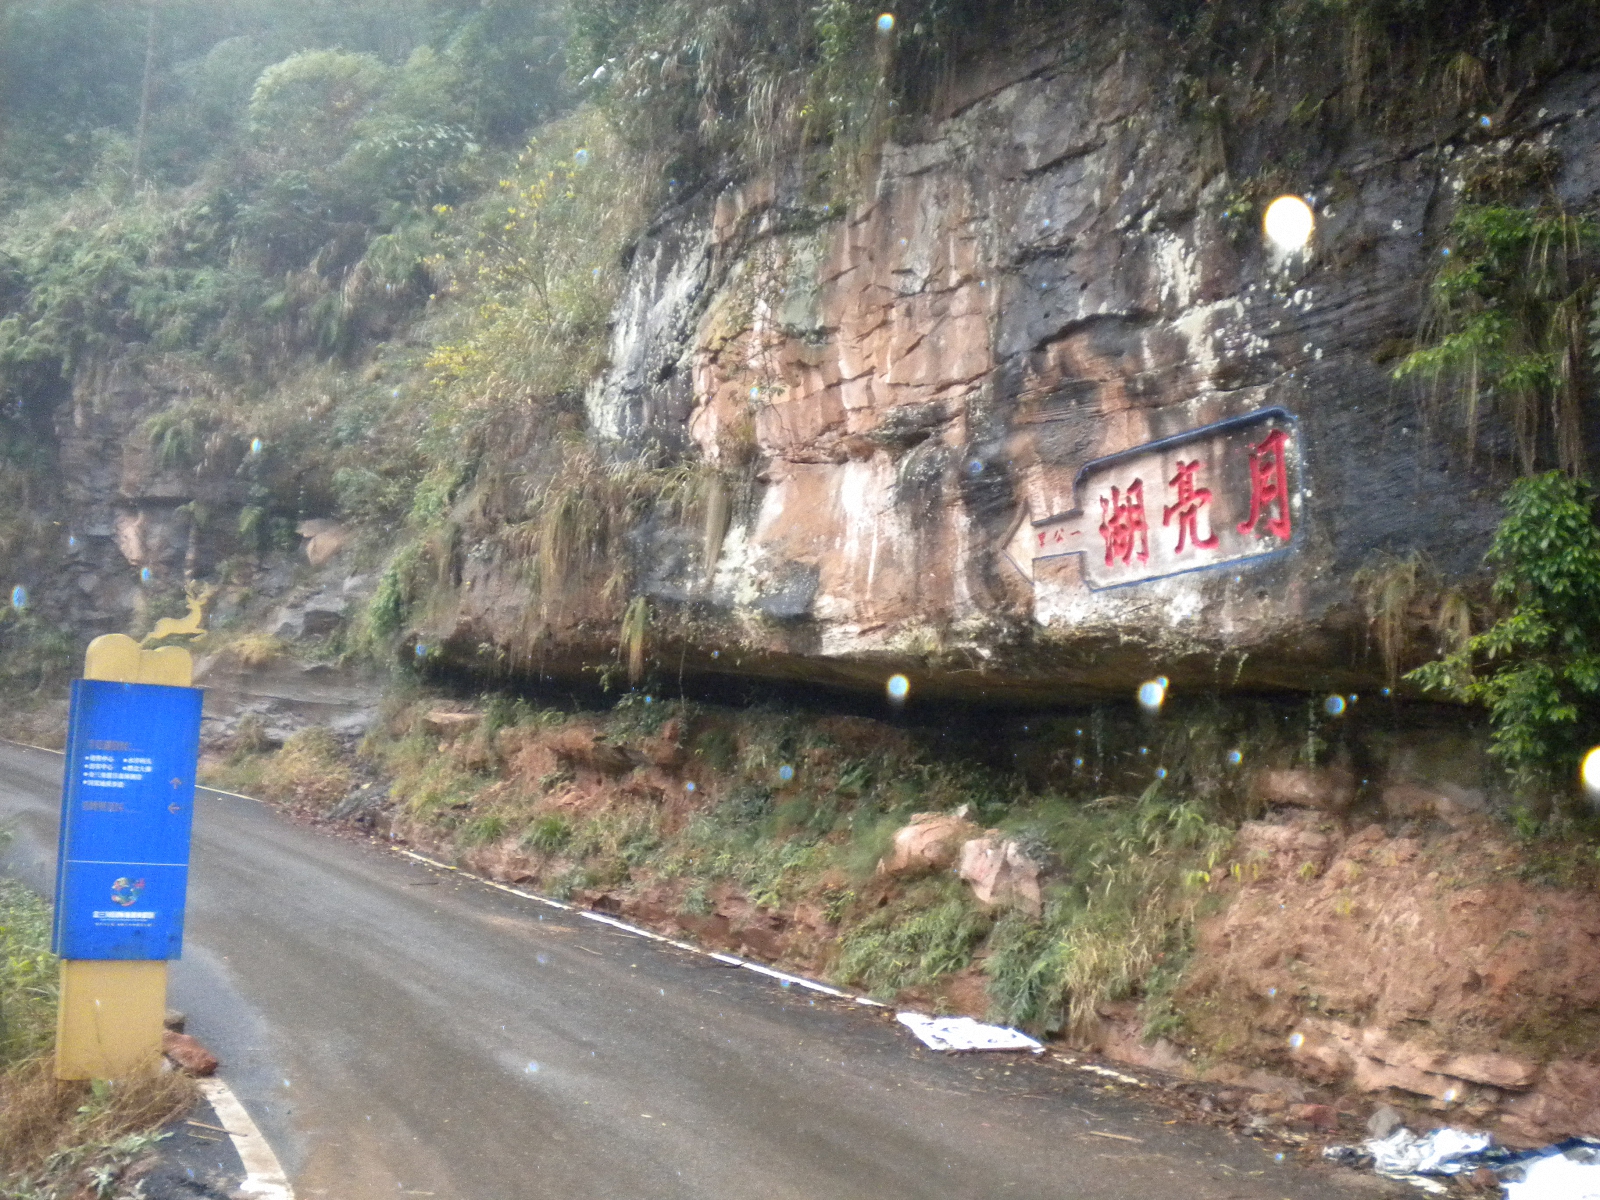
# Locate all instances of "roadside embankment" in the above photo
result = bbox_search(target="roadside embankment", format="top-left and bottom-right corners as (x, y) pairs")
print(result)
(199, 684), (1600, 1149)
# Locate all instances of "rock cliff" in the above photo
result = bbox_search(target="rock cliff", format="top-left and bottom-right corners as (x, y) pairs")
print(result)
(430, 38), (1600, 700)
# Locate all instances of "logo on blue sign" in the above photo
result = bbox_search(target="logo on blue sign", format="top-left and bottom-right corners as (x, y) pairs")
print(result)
(110, 877), (145, 907)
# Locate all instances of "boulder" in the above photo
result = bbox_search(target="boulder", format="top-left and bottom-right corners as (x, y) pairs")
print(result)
(423, 711), (480, 738)
(298, 519), (349, 567)
(1250, 767), (1356, 812)
(1381, 779), (1490, 824)
(878, 808), (979, 877)
(162, 1030), (218, 1076)
(1366, 1104), (1404, 1139)
(269, 607), (304, 640)
(301, 592), (347, 636)
(957, 834), (1043, 915)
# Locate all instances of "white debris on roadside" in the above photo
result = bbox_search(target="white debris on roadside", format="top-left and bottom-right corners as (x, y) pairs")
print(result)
(1502, 1146), (1600, 1200)
(895, 1013), (1043, 1053)
(1368, 1127), (1493, 1177)
(1326, 1127), (1600, 1199)
(1051, 1054), (1148, 1087)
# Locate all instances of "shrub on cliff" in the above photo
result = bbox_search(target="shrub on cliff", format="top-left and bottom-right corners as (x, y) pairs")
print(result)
(1409, 471), (1600, 795)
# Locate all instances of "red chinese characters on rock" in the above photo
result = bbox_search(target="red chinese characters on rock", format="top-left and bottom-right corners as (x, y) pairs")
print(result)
(1237, 428), (1292, 542)
(1099, 479), (1149, 567)
(1162, 460), (1219, 554)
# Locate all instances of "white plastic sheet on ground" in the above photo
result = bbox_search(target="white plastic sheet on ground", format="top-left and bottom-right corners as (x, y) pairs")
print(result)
(1326, 1127), (1600, 1199)
(895, 1013), (1043, 1053)
(1368, 1127), (1493, 1176)
(1503, 1150), (1600, 1200)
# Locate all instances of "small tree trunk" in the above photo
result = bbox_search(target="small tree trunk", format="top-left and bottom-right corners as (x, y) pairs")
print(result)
(131, 2), (157, 184)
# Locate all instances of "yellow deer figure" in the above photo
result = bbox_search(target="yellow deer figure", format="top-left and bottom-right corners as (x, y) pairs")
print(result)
(141, 581), (216, 647)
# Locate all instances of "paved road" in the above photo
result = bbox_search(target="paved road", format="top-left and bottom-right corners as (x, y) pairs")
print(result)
(0, 741), (1389, 1199)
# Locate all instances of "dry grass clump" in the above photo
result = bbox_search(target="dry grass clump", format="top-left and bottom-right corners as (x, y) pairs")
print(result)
(221, 632), (287, 669)
(0, 1061), (195, 1190)
(205, 725), (356, 810)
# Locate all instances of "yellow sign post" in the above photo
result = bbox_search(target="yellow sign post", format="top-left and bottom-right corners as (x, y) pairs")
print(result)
(55, 634), (194, 1080)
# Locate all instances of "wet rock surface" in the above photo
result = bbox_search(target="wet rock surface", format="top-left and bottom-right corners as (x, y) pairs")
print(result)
(418, 36), (1600, 700)
(877, 809), (980, 877)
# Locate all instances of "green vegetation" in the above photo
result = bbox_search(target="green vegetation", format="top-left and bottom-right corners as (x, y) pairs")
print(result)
(195, 691), (1277, 1037)
(837, 887), (989, 999)
(1396, 203), (1598, 474)
(0, 875), (194, 1197)
(982, 788), (1229, 1033)
(0, 877), (54, 1065)
(1410, 472), (1600, 797)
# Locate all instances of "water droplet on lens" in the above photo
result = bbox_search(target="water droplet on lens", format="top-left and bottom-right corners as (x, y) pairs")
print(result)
(685, 781), (696, 792)
(876, 12), (895, 32)
(1381, 686), (1392, 696)
(1137, 679), (1166, 712)
(778, 764), (794, 782)
(1138, 746), (1148, 756)
(1479, 114), (1492, 127)
(1226, 749), (1243, 766)
(1323, 694), (1346, 717)
(1073, 757), (1084, 768)
(1263, 195), (1315, 250)
(574, 148), (590, 166)
(968, 459), (983, 475)
(1155, 767), (1167, 779)
(415, 643), (427, 657)
(1581, 747), (1600, 798)
(886, 674), (910, 700)
(644, 695), (653, 704)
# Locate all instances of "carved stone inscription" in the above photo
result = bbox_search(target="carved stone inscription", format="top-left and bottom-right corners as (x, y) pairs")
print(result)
(1029, 409), (1300, 590)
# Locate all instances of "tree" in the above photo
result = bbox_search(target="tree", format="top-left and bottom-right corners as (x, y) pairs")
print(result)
(1409, 472), (1600, 794)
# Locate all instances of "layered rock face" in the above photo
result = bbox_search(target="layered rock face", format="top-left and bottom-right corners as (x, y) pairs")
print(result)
(458, 46), (1600, 699)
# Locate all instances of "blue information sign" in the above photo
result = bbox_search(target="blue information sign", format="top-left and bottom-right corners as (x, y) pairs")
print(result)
(51, 679), (204, 960)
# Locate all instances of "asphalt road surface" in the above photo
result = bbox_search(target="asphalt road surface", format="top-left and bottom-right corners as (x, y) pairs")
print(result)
(0, 740), (1394, 1200)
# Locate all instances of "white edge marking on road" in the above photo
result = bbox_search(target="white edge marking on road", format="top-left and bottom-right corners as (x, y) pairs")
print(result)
(737, 960), (850, 998)
(390, 848), (887, 1007)
(580, 910), (672, 941)
(196, 1076), (294, 1200)
(1, 738), (63, 755)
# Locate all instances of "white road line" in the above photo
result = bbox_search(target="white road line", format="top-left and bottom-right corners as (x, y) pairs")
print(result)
(197, 1076), (294, 1200)
(2, 738), (63, 754)
(391, 848), (885, 1006)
